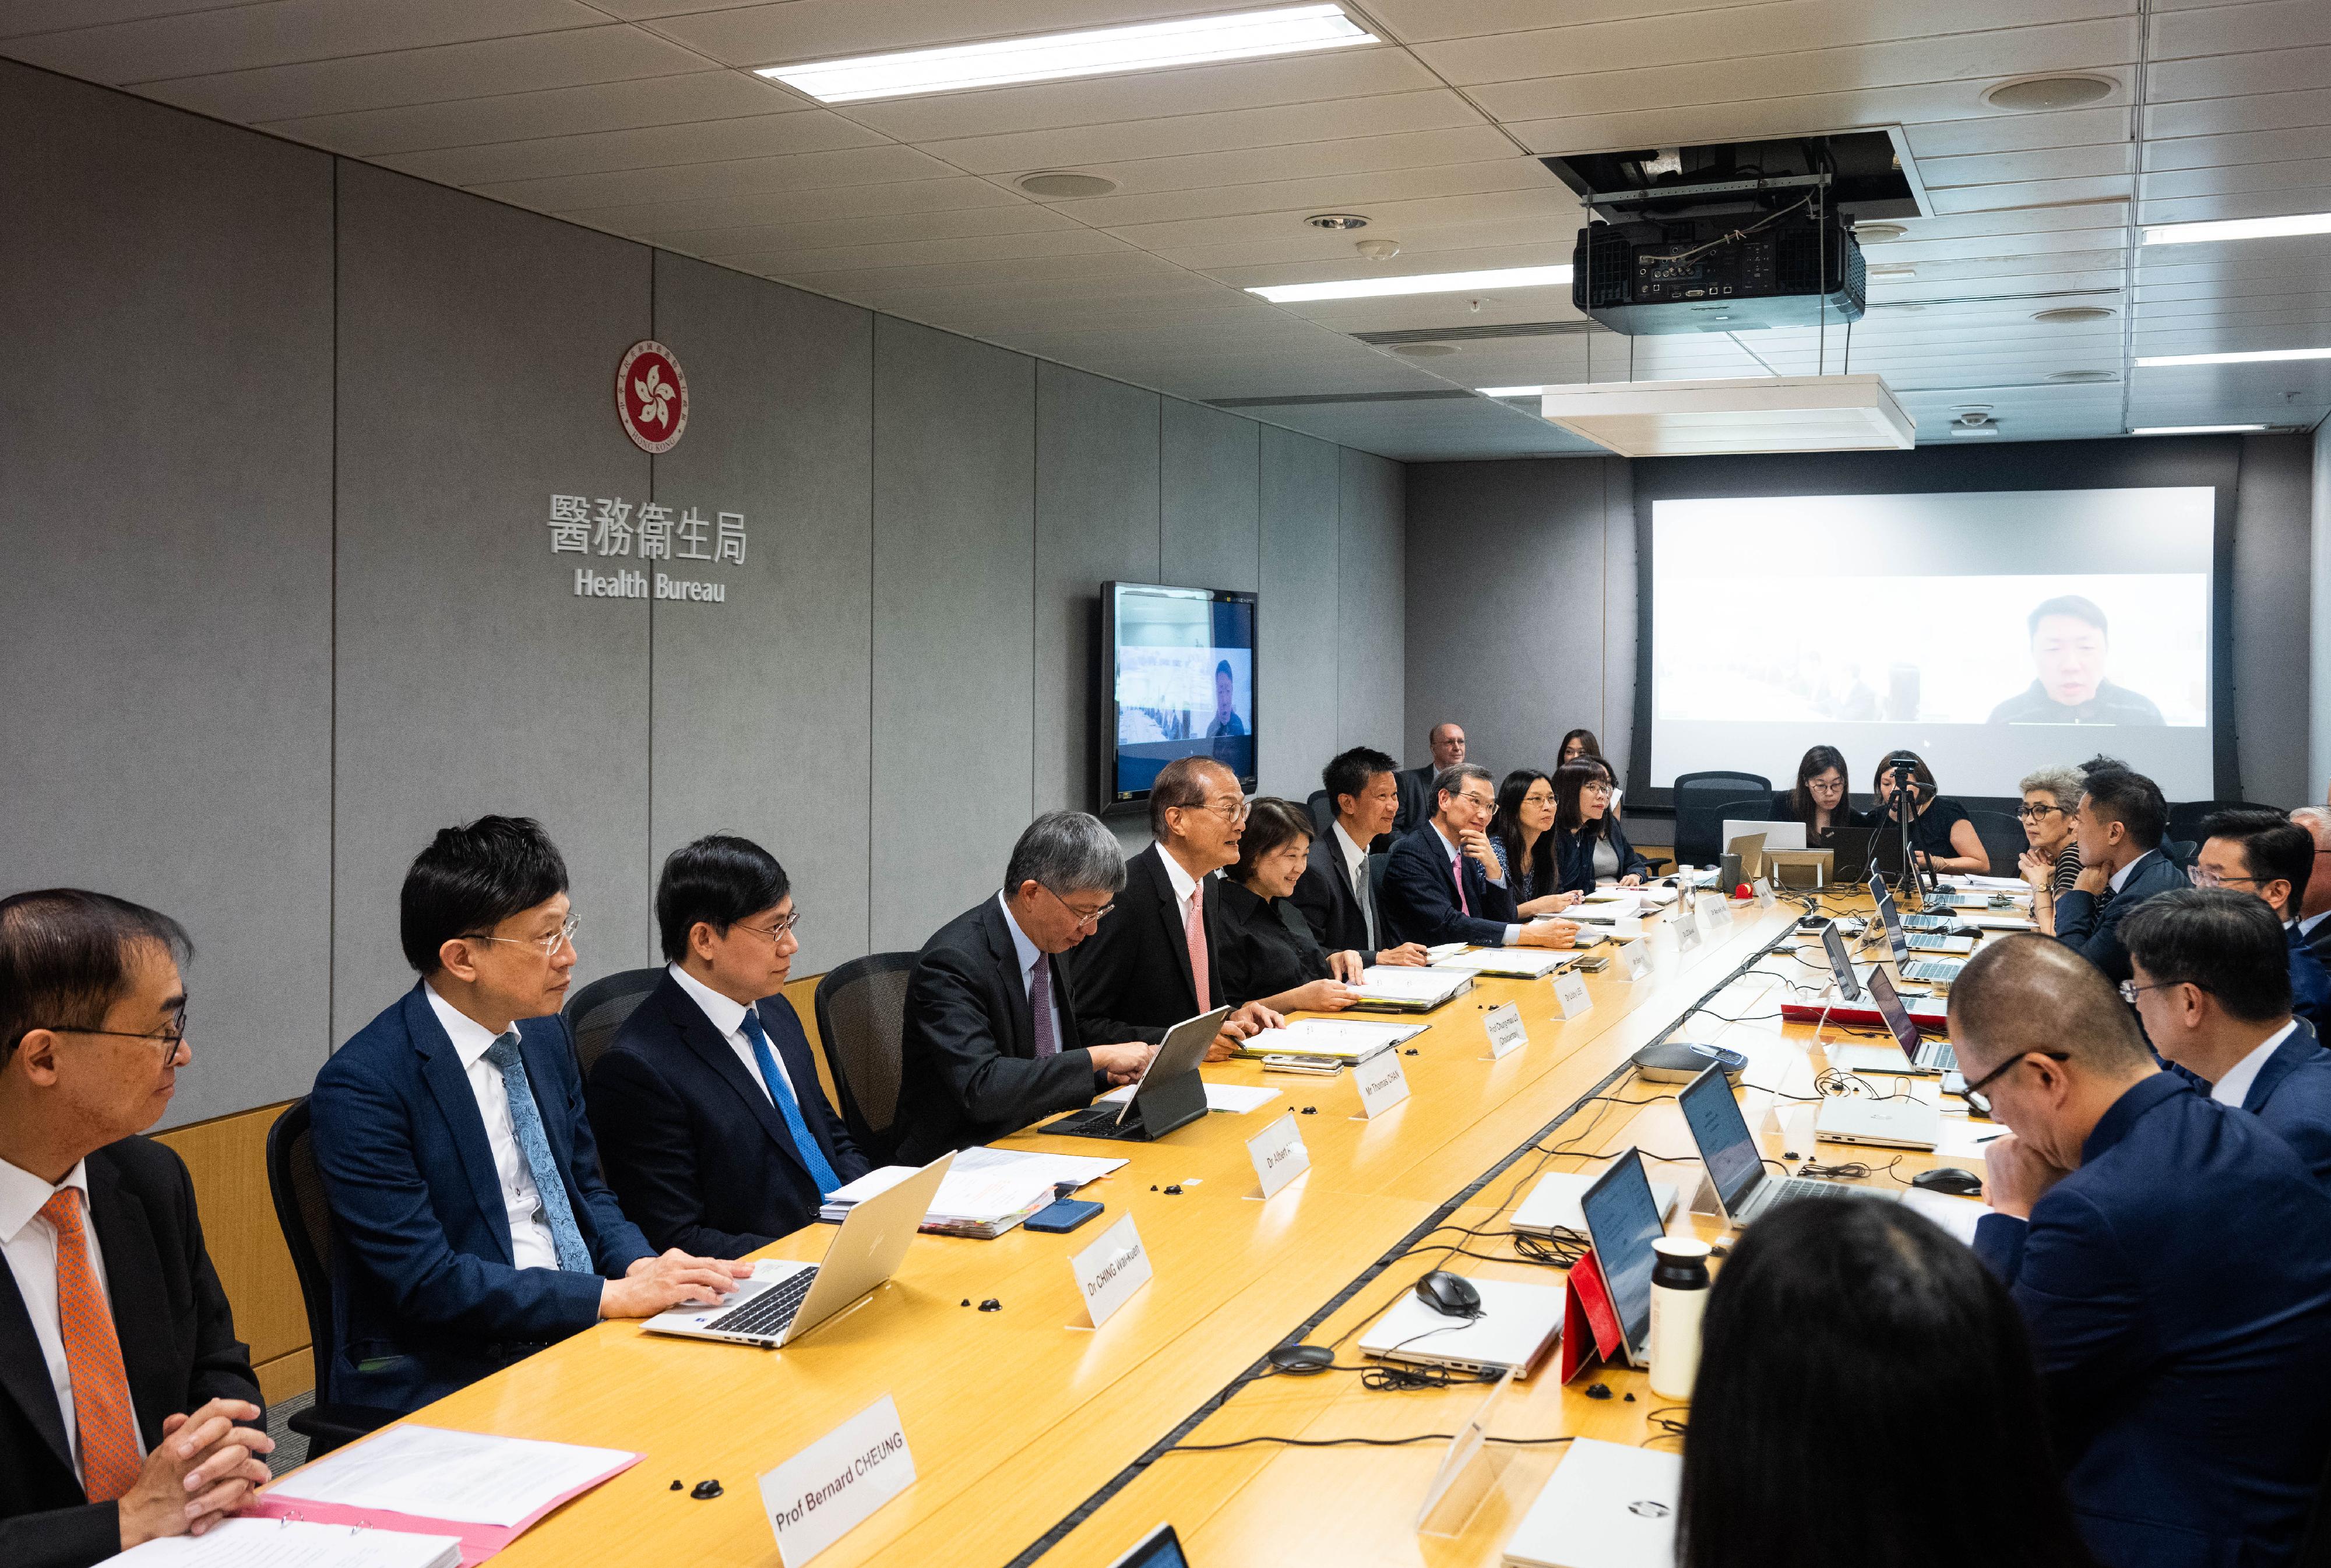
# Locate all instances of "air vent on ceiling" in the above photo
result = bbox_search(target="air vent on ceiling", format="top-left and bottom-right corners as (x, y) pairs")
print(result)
(1016, 171), (1118, 198)
(1208, 390), (1479, 408)
(1351, 320), (1601, 346)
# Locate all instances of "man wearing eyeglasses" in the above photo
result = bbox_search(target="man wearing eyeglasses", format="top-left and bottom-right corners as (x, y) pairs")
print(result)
(892, 812), (1156, 1163)
(2189, 809), (2331, 1030)
(311, 817), (749, 1415)
(587, 836), (868, 1256)
(2284, 807), (2331, 967)
(0, 890), (272, 1568)
(1950, 933), (2331, 1568)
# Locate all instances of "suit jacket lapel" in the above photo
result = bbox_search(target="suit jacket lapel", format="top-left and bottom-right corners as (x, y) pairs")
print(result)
(666, 982), (808, 1175)
(0, 1236), (70, 1475)
(404, 986), (515, 1263)
(2247, 1024), (2319, 1112)
(983, 900), (1040, 1060)
(1144, 846), (1198, 1012)
(86, 1151), (175, 1446)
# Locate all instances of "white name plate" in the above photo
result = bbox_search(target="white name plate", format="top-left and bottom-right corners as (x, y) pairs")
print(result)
(1551, 970), (1594, 1020)
(1700, 894), (1733, 932)
(1618, 941), (1653, 982)
(1675, 915), (1704, 954)
(1755, 878), (1778, 910)
(1247, 1111), (1311, 1199)
(1354, 1048), (1411, 1118)
(1070, 1214), (1151, 1328)
(759, 1396), (917, 1567)
(1484, 1001), (1529, 1058)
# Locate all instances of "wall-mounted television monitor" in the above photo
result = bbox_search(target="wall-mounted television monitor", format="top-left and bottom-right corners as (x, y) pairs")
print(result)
(1100, 582), (1258, 811)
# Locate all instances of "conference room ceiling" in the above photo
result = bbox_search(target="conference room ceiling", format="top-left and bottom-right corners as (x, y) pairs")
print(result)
(8, 0), (2328, 460)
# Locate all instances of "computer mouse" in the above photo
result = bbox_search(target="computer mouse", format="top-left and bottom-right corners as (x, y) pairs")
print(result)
(1414, 1269), (1483, 1319)
(1912, 1166), (1984, 1197)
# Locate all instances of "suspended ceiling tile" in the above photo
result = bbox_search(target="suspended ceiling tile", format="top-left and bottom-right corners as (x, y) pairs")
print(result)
(377, 108), (892, 186)
(253, 69), (800, 157)
(0, 0), (604, 82)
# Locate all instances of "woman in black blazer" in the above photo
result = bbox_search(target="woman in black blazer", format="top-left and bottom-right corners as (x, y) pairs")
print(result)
(1216, 798), (1368, 1013)
(1772, 744), (1863, 844)
(1871, 750), (1990, 875)
(1554, 757), (1654, 893)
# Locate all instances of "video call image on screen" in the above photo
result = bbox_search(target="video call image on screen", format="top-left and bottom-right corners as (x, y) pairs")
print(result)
(1110, 583), (1256, 799)
(1649, 488), (2215, 798)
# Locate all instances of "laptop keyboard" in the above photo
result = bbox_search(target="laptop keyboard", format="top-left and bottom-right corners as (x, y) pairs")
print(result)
(1899, 914), (1955, 931)
(705, 1269), (817, 1338)
(1046, 1105), (1150, 1140)
(1762, 1176), (1889, 1212)
(1902, 957), (1966, 984)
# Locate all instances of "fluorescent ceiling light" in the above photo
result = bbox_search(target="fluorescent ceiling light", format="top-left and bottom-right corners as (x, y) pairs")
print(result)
(2129, 424), (2268, 435)
(1249, 264), (1573, 304)
(2135, 347), (2331, 367)
(759, 5), (1373, 103)
(1948, 425), (2000, 438)
(2143, 212), (2331, 246)
(1478, 385), (1545, 398)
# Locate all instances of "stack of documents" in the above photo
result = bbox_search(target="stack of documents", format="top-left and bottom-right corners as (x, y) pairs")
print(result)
(1633, 884), (1681, 908)
(101, 1519), (463, 1568)
(1432, 947), (1569, 979)
(1100, 1081), (1280, 1114)
(1943, 874), (2033, 893)
(821, 1146), (1125, 1236)
(1237, 1018), (1426, 1063)
(1347, 966), (1473, 1012)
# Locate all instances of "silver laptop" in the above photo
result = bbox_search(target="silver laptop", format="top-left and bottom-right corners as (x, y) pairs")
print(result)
(1578, 1148), (1669, 1368)
(1677, 1065), (1897, 1225)
(643, 1153), (953, 1348)
(1357, 1276), (1566, 1379)
(1831, 967), (1962, 1076)
(1815, 1091), (1943, 1150)
(1872, 868), (1970, 984)
(1513, 1169), (1678, 1238)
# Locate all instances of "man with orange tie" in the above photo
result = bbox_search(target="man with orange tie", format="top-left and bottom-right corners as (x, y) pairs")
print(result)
(0, 890), (272, 1567)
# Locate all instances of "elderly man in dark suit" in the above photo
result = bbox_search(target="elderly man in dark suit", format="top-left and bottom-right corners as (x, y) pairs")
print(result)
(1390, 722), (1467, 839)
(1381, 764), (1579, 952)
(892, 812), (1156, 1162)
(1955, 933), (2331, 1568)
(0, 890), (270, 1568)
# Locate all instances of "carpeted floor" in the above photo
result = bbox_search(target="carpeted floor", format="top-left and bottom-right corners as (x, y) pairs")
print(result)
(265, 1388), (313, 1475)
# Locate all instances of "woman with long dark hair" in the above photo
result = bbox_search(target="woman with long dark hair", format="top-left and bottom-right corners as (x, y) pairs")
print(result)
(1679, 1199), (2094, 1568)
(1557, 728), (1601, 766)
(1772, 744), (1860, 843)
(1488, 770), (1580, 916)
(1552, 757), (1653, 893)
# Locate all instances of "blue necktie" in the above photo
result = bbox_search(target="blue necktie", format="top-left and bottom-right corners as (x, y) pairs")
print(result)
(482, 1033), (593, 1273)
(738, 1007), (843, 1197)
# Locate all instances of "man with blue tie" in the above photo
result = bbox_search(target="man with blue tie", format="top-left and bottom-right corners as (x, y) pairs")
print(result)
(309, 818), (748, 1415)
(2124, 888), (2331, 1189)
(1952, 933), (2331, 1567)
(587, 836), (868, 1256)
(1381, 764), (1579, 950)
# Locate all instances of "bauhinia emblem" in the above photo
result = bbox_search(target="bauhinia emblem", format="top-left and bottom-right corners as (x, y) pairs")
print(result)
(615, 340), (688, 454)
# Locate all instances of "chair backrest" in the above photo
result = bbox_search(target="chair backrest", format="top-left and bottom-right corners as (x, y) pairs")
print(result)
(1304, 790), (1336, 838)
(1673, 771), (1773, 865)
(814, 952), (920, 1164)
(1966, 810), (2029, 879)
(265, 1098), (341, 1402)
(562, 967), (666, 1080)
(2168, 799), (2285, 844)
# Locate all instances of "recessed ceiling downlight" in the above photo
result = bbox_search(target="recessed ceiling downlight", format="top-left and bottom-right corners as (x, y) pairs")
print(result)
(2033, 305), (2116, 323)
(1017, 171), (1119, 198)
(1983, 75), (2114, 111)
(1306, 213), (1369, 230)
(2048, 369), (2117, 383)
(1393, 343), (1457, 357)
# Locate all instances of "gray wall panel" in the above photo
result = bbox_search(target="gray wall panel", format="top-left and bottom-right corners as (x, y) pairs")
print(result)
(2233, 434), (2312, 808)
(333, 165), (653, 1040)
(1035, 362), (1160, 818)
(2317, 424), (2331, 803)
(646, 252), (875, 971)
(1598, 457), (1638, 776)
(1161, 400), (1260, 593)
(1340, 449), (1407, 761)
(0, 62), (334, 1124)
(1259, 427), (1341, 801)
(869, 318), (1036, 951)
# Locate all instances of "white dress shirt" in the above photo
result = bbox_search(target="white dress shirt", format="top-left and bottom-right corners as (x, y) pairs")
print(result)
(2301, 911), (2329, 942)
(998, 892), (1067, 1053)
(1332, 820), (1376, 950)
(0, 1154), (142, 1483)
(424, 984), (559, 1271)
(668, 963), (795, 1104)
(1431, 823), (1522, 945)
(2107, 849), (2157, 896)
(2212, 1019), (2300, 1109)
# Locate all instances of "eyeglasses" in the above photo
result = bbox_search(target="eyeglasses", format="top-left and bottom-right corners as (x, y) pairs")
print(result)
(30, 1001), (189, 1066)
(2018, 804), (2069, 822)
(462, 912), (580, 960)
(1580, 781), (1614, 798)
(733, 911), (802, 944)
(2120, 978), (2205, 1005)
(1959, 1048), (2071, 1100)
(2186, 865), (2262, 890)
(1182, 797), (1251, 823)
(1040, 883), (1115, 931)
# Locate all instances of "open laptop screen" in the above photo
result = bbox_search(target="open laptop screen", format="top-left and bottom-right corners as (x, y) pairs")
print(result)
(1866, 968), (1923, 1060)
(1868, 870), (1910, 962)
(1678, 1065), (1763, 1214)
(1821, 920), (1861, 1000)
(1581, 1148), (1666, 1358)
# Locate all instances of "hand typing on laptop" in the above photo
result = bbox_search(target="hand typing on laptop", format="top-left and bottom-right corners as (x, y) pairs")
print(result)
(600, 1248), (753, 1319)
(1981, 1133), (2072, 1221)
(1093, 1041), (1153, 1085)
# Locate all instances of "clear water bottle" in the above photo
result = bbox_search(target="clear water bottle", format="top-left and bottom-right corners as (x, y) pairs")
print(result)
(1647, 1236), (1713, 1400)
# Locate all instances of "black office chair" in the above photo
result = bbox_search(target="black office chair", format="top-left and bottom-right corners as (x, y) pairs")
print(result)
(1967, 810), (2029, 879)
(1672, 771), (1773, 866)
(2168, 799), (2286, 843)
(1304, 789), (1336, 838)
(265, 1099), (400, 1457)
(814, 952), (919, 1164)
(2298, 1440), (2331, 1568)
(562, 967), (664, 1080)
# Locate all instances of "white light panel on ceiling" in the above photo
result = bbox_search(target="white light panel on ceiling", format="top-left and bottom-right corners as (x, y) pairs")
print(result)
(1248, 265), (1573, 303)
(1537, 375), (1915, 457)
(759, 5), (1375, 104)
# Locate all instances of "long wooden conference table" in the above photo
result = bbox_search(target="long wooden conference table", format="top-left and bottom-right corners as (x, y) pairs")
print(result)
(320, 882), (1998, 1568)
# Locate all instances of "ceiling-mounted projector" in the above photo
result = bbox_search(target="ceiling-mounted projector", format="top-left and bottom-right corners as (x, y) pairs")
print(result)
(1572, 205), (1865, 335)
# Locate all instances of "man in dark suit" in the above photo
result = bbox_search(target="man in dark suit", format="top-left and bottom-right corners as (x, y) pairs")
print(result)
(588, 836), (868, 1257)
(310, 818), (748, 1415)
(2125, 889), (2331, 1188)
(1070, 756), (1284, 1061)
(892, 812), (1155, 1162)
(2292, 806), (2331, 963)
(0, 890), (271, 1567)
(1953, 934), (2331, 1568)
(1390, 722), (1467, 839)
(1291, 746), (1428, 967)
(2193, 808), (2331, 1028)
(2054, 767), (2187, 985)
(1381, 764), (1579, 950)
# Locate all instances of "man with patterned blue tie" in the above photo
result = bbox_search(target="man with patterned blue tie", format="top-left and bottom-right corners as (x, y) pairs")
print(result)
(589, 836), (869, 1257)
(310, 818), (749, 1415)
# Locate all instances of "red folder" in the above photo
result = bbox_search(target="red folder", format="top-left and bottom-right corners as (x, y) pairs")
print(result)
(1559, 1246), (1627, 1383)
